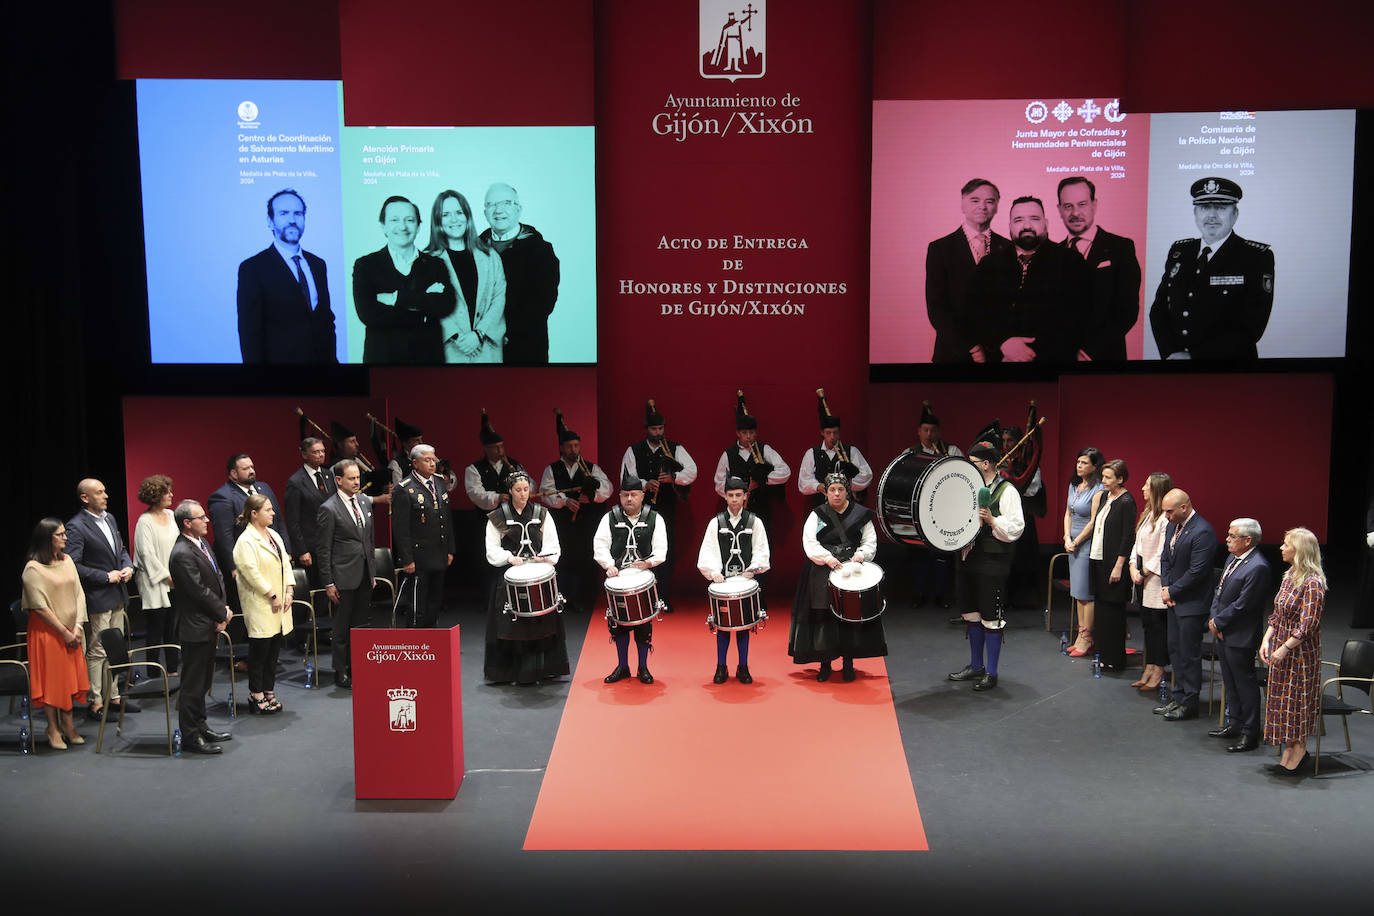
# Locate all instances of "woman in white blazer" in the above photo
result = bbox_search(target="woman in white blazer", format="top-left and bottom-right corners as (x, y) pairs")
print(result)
(232, 493), (294, 714)
(427, 189), (507, 364)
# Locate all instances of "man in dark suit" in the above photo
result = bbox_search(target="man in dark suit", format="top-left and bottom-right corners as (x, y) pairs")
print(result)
(284, 437), (335, 589)
(237, 188), (337, 364)
(479, 183), (560, 365)
(1056, 176), (1141, 361)
(392, 444), (454, 628)
(1155, 489), (1218, 721)
(967, 196), (1091, 363)
(316, 459), (376, 687)
(66, 478), (136, 719)
(167, 500), (234, 755)
(925, 178), (1012, 362)
(207, 453), (292, 583)
(1149, 176), (1275, 360)
(1206, 517), (1273, 751)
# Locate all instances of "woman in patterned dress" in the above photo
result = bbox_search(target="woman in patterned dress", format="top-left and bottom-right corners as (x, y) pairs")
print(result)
(1259, 527), (1327, 775)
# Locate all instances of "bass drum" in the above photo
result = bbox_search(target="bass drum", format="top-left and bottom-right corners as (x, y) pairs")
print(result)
(877, 452), (983, 554)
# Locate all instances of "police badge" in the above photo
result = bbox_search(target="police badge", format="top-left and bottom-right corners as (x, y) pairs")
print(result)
(1262, 273), (1273, 293)
(1170, 262), (1181, 278)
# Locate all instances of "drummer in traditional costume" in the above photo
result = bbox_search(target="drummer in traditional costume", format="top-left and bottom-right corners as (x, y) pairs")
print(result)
(594, 470), (668, 684)
(483, 469), (569, 684)
(789, 471), (886, 682)
(697, 475), (771, 684)
(947, 437), (1025, 692)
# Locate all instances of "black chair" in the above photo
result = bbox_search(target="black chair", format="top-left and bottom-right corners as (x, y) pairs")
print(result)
(1315, 639), (1374, 775)
(0, 605), (32, 752)
(373, 547), (399, 627)
(285, 567), (328, 688)
(94, 627), (180, 756)
(4, 600), (27, 718)
(1200, 568), (1225, 725)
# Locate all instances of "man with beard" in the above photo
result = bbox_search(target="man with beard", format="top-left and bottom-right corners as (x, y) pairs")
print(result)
(237, 189), (336, 363)
(620, 400), (697, 612)
(968, 196), (1091, 363)
(926, 178), (1013, 363)
(479, 184), (560, 365)
(1149, 177), (1274, 360)
(1056, 176), (1141, 361)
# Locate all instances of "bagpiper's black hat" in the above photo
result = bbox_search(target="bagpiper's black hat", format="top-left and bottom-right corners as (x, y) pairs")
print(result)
(971, 418), (1003, 452)
(723, 475), (748, 493)
(919, 400), (940, 427)
(480, 409), (503, 446)
(330, 420), (355, 443)
(816, 389), (840, 429)
(735, 390), (757, 430)
(395, 417), (423, 440)
(555, 409), (580, 444)
(645, 399), (665, 427)
(620, 467), (643, 492)
(968, 439), (1001, 461)
(1190, 176), (1242, 205)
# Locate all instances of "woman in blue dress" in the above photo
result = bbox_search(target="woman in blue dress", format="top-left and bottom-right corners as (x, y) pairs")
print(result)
(1062, 447), (1103, 656)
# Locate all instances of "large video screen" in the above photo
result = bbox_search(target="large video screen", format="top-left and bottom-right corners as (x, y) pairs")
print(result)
(870, 100), (1354, 365)
(136, 79), (596, 366)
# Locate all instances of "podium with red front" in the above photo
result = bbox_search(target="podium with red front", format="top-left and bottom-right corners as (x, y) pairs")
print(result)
(352, 627), (463, 799)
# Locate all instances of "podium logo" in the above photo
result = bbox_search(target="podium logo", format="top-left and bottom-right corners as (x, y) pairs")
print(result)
(700, 1), (765, 82)
(388, 686), (418, 732)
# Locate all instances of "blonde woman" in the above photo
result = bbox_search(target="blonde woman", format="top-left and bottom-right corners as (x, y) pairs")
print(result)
(1129, 472), (1173, 691)
(1260, 527), (1327, 776)
(232, 494), (294, 714)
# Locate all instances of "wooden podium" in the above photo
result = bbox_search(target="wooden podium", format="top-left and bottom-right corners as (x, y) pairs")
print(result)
(351, 627), (463, 799)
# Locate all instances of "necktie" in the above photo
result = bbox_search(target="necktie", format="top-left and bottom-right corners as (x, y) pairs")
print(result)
(1070, 236), (1086, 257)
(350, 497), (364, 528)
(1170, 518), (1186, 549)
(974, 232), (989, 263)
(1017, 252), (1033, 288)
(427, 478), (438, 503)
(314, 470), (327, 493)
(1197, 245), (1212, 274)
(1219, 555), (1240, 586)
(293, 254), (311, 307)
(198, 538), (218, 573)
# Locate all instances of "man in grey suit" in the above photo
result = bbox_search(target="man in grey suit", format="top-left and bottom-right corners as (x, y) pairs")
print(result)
(1155, 489), (1218, 721)
(65, 478), (136, 719)
(316, 459), (376, 688)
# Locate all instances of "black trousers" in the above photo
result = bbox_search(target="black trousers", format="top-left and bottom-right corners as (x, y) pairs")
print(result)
(143, 596), (181, 676)
(177, 640), (215, 738)
(400, 569), (446, 627)
(1141, 606), (1170, 667)
(1218, 641), (1261, 735)
(332, 583), (372, 671)
(1166, 611), (1206, 709)
(247, 633), (282, 693)
(909, 545), (952, 601)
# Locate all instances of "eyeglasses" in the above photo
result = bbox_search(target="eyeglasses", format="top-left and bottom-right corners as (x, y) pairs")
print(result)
(484, 200), (517, 210)
(1225, 533), (1250, 541)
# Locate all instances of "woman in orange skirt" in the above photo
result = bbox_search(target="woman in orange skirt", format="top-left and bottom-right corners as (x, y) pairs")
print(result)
(21, 517), (92, 750)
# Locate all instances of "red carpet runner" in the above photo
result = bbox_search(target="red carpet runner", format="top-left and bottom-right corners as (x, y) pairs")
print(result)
(524, 600), (928, 850)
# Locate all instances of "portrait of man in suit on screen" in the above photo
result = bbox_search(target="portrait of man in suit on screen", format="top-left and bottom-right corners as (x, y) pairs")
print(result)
(236, 188), (337, 364)
(925, 178), (1013, 363)
(1055, 176), (1141, 361)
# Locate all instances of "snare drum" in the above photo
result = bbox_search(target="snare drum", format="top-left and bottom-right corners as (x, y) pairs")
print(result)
(504, 562), (563, 618)
(707, 576), (765, 632)
(604, 567), (662, 626)
(828, 561), (887, 623)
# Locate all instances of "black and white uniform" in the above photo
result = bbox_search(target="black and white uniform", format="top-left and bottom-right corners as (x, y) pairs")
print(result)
(957, 478), (1025, 627)
(797, 441), (874, 508)
(622, 438), (698, 599)
(541, 458), (613, 606)
(593, 505), (668, 645)
(788, 501), (886, 663)
(483, 501), (569, 683)
(713, 443), (790, 525)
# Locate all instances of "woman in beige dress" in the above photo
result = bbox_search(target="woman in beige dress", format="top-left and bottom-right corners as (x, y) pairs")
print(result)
(21, 518), (91, 749)
(232, 494), (294, 714)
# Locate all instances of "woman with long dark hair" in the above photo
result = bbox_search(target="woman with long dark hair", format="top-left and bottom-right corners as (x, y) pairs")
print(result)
(20, 518), (91, 749)
(232, 494), (294, 714)
(427, 189), (507, 364)
(1062, 447), (1104, 656)
(1089, 459), (1136, 671)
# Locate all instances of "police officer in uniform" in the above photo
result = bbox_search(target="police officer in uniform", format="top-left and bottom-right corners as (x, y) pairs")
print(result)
(594, 469), (668, 685)
(392, 443), (454, 627)
(620, 399), (697, 613)
(1149, 177), (1275, 360)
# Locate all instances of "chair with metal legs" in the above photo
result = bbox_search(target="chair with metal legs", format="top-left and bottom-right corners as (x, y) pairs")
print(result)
(1315, 639), (1374, 775)
(94, 628), (181, 755)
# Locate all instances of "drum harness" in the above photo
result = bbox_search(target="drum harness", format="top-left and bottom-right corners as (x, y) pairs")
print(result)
(717, 510), (752, 577)
(606, 508), (663, 643)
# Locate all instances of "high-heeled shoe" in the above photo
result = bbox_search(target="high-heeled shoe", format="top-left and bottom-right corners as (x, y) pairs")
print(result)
(1067, 626), (1094, 657)
(61, 727), (85, 745)
(46, 729), (68, 750)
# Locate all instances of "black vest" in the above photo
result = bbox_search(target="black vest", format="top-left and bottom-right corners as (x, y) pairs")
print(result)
(471, 458), (505, 494)
(974, 478), (1013, 555)
(631, 439), (688, 506)
(815, 501), (875, 563)
(810, 443), (868, 506)
(714, 510), (757, 575)
(488, 502), (546, 558)
(608, 506), (659, 566)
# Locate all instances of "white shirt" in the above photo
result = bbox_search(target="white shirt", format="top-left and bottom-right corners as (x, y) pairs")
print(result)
(593, 509), (667, 570)
(464, 459), (509, 511)
(982, 479), (1026, 545)
(272, 239), (319, 308)
(915, 442), (963, 458)
(713, 443), (791, 497)
(540, 459), (613, 509)
(84, 509), (119, 555)
(1199, 233), (1233, 260)
(802, 508), (877, 564)
(797, 441), (873, 494)
(620, 439), (699, 488)
(489, 224), (522, 243)
(303, 463), (331, 492)
(485, 507), (561, 567)
(697, 510), (771, 578)
(1066, 223), (1099, 256)
(1090, 488), (1126, 560)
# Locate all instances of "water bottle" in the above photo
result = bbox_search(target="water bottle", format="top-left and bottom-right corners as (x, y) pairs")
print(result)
(1060, 632), (1069, 655)
(19, 725), (29, 754)
(1092, 654), (1102, 678)
(1158, 679), (1169, 703)
(172, 728), (182, 757)
(20, 693), (30, 721)
(304, 656), (315, 689)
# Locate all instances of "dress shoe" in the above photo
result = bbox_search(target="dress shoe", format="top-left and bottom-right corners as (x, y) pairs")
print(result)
(712, 664), (729, 684)
(947, 665), (986, 682)
(637, 667), (654, 685)
(1152, 699), (1181, 716)
(1226, 735), (1260, 753)
(972, 673), (998, 692)
(184, 734), (222, 755)
(841, 666), (856, 683)
(1208, 725), (1242, 739)
(334, 670), (352, 689)
(1270, 751), (1311, 776)
(1162, 704), (1199, 721)
(736, 665), (752, 684)
(817, 663), (833, 682)
(46, 730), (68, 751)
(86, 705), (105, 722)
(109, 699), (141, 713)
(201, 728), (233, 743)
(603, 665), (632, 684)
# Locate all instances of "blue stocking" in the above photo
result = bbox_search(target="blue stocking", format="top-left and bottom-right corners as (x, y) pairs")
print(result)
(736, 631), (750, 666)
(716, 631), (731, 665)
(967, 623), (986, 670)
(985, 630), (1003, 677)
(614, 632), (630, 669)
